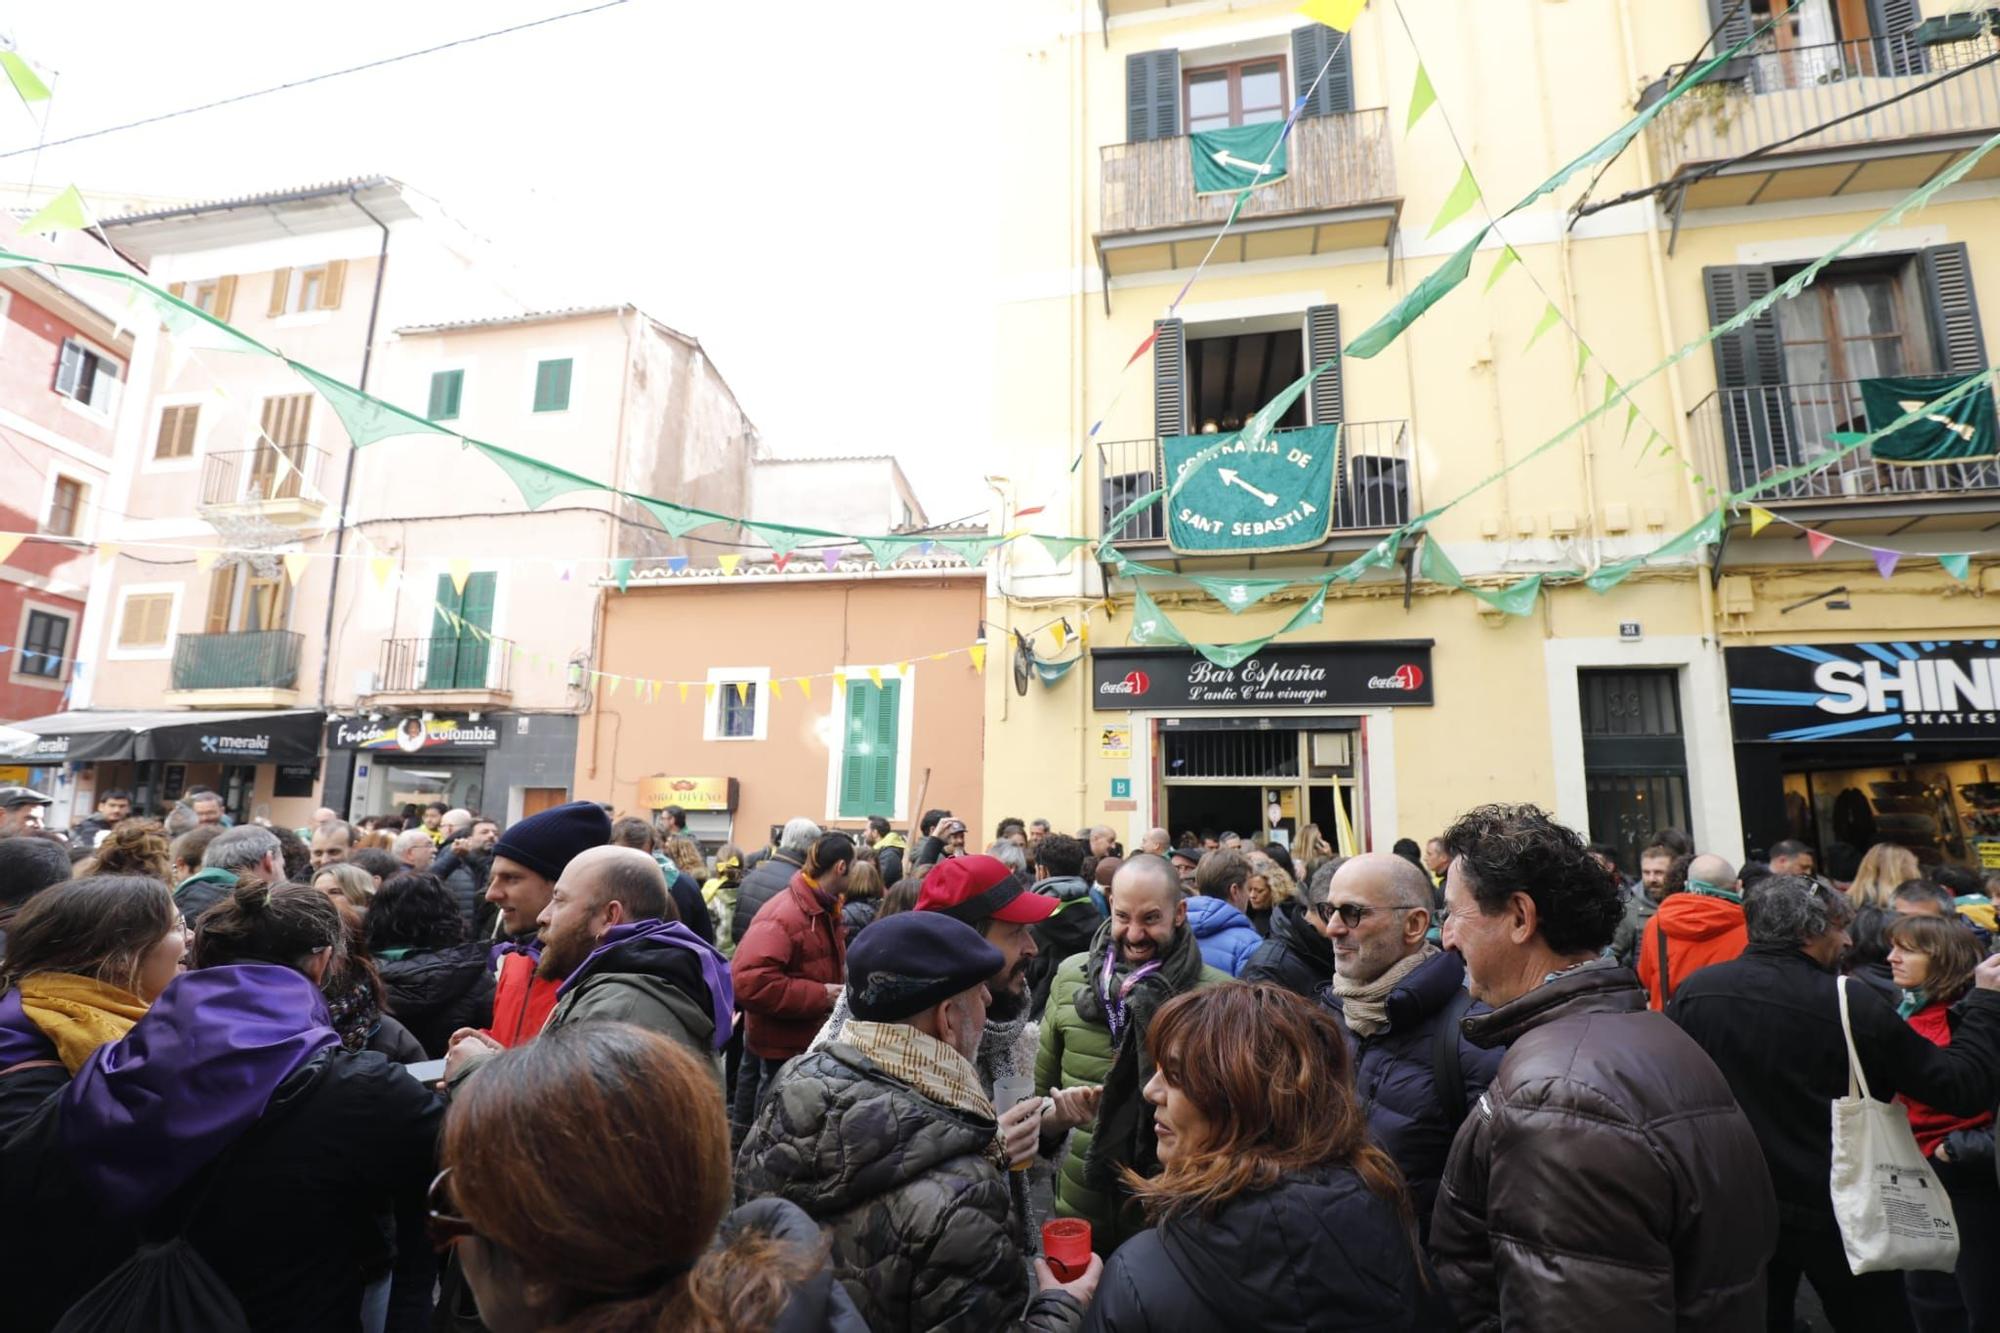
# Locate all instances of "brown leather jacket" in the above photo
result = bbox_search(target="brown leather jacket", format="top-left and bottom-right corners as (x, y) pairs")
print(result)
(1430, 962), (1775, 1333)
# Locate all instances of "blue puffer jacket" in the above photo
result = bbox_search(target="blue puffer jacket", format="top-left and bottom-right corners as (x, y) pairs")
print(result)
(1317, 949), (1506, 1236)
(1184, 896), (1261, 977)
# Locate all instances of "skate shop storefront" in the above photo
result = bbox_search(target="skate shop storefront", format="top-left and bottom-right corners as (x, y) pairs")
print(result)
(1728, 641), (2000, 873)
(1090, 642), (1434, 851)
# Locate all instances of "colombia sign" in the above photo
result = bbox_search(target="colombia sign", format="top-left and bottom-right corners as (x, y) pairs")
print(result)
(1163, 424), (1338, 555)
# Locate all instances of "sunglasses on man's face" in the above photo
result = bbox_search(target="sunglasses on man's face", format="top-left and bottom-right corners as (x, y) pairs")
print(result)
(427, 1168), (479, 1252)
(1309, 901), (1425, 928)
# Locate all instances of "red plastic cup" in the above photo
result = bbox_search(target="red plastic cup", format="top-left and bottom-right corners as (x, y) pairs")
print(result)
(1042, 1218), (1092, 1281)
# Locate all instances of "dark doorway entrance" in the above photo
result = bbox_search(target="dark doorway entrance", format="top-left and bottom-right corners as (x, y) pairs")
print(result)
(1579, 668), (1694, 874)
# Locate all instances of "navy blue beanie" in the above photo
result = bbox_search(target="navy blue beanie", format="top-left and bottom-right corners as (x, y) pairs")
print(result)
(492, 800), (612, 883)
(846, 912), (1004, 1021)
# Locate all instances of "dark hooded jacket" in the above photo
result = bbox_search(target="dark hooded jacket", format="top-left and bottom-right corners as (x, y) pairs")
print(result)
(1669, 943), (2000, 1235)
(1027, 875), (1100, 1020)
(735, 1042), (1084, 1333)
(733, 847), (807, 943)
(429, 845), (488, 931)
(0, 964), (442, 1333)
(543, 917), (735, 1075)
(1084, 1165), (1453, 1332)
(1240, 900), (1335, 999)
(717, 1197), (870, 1333)
(1317, 949), (1505, 1231)
(1429, 962), (1776, 1333)
(377, 940), (496, 1058)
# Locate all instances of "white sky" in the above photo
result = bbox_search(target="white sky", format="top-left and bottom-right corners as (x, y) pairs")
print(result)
(1, 0), (1004, 518)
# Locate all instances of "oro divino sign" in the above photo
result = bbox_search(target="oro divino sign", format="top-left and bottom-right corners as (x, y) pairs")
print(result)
(1091, 644), (1434, 711)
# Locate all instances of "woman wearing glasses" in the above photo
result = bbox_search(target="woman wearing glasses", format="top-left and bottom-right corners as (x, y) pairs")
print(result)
(1, 880), (443, 1333)
(433, 1021), (864, 1332)
(1084, 982), (1451, 1331)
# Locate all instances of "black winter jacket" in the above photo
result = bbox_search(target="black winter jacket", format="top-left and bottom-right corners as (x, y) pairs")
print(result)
(1084, 1164), (1453, 1332)
(668, 868), (717, 946)
(1239, 901), (1335, 999)
(1028, 878), (1101, 1020)
(1670, 943), (2000, 1233)
(734, 849), (807, 944)
(1317, 949), (1504, 1232)
(718, 1198), (870, 1333)
(379, 941), (496, 1058)
(2, 1047), (442, 1333)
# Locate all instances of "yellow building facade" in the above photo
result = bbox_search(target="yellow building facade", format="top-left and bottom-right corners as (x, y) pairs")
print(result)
(986, 0), (2000, 875)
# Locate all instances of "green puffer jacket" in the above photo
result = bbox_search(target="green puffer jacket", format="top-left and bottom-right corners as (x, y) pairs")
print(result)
(736, 1044), (1084, 1333)
(1035, 951), (1229, 1255)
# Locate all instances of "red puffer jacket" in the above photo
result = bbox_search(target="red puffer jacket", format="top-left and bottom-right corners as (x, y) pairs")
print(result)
(487, 942), (559, 1048)
(730, 872), (845, 1061)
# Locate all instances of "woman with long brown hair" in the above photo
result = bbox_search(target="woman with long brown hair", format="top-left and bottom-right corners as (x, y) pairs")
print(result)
(438, 1021), (862, 1332)
(1085, 982), (1451, 1331)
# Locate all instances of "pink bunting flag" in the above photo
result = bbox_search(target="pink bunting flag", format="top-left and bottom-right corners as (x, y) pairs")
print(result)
(821, 546), (844, 571)
(772, 553), (791, 573)
(1805, 530), (1836, 560)
(1872, 548), (1900, 579)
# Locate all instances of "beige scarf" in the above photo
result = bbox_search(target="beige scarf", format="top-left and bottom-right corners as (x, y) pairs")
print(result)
(1331, 942), (1439, 1038)
(846, 1019), (996, 1121)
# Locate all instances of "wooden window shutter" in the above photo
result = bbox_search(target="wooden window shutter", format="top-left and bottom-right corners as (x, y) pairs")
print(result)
(155, 404), (199, 459)
(1919, 243), (1987, 374)
(121, 594), (170, 648)
(205, 564), (239, 634)
(167, 282), (185, 299)
(1153, 318), (1187, 438)
(1305, 305), (1345, 426)
(214, 275), (238, 322)
(267, 268), (292, 317)
(320, 259), (348, 310)
(1703, 264), (1790, 484)
(1125, 49), (1181, 143)
(146, 596), (172, 645)
(1292, 24), (1352, 117)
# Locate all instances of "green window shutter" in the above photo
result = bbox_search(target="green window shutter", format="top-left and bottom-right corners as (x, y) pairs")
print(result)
(1292, 23), (1353, 118)
(534, 359), (572, 413)
(427, 573), (463, 690)
(427, 369), (463, 421)
(1124, 49), (1180, 143)
(454, 571), (496, 687)
(838, 683), (877, 817)
(1702, 265), (1790, 489)
(868, 680), (901, 811)
(1919, 243), (1987, 374)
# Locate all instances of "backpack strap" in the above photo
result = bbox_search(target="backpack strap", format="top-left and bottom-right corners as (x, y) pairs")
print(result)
(1433, 987), (1475, 1126)
(0, 1059), (63, 1078)
(1655, 921), (1673, 1006)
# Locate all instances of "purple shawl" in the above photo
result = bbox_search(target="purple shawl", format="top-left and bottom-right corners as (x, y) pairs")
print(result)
(0, 989), (57, 1069)
(60, 963), (339, 1221)
(556, 917), (736, 1051)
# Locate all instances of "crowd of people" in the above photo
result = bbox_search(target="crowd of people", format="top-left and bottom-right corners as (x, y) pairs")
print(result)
(0, 784), (1996, 1332)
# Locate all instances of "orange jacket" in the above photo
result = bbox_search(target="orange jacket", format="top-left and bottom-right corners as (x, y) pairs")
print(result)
(1638, 892), (1747, 1011)
(487, 945), (560, 1048)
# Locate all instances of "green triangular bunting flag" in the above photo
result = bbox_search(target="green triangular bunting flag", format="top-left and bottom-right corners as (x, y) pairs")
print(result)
(1345, 226), (1488, 359)
(1427, 163), (1480, 238)
(634, 497), (714, 537)
(1, 52), (52, 105)
(610, 558), (634, 592)
(1406, 63), (1436, 132)
(1623, 401), (1641, 443)
(1524, 302), (1562, 352)
(17, 185), (88, 236)
(1940, 553), (1971, 580)
(940, 535), (1006, 565)
(1480, 573), (1544, 617)
(743, 522), (827, 557)
(290, 361), (455, 446)
(1189, 575), (1296, 614)
(861, 535), (921, 567)
(1130, 588), (1187, 648)
(1483, 244), (1519, 293)
(472, 442), (604, 511)
(1032, 535), (1092, 563)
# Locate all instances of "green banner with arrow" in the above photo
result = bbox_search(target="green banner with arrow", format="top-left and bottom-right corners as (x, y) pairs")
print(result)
(1164, 424), (1338, 555)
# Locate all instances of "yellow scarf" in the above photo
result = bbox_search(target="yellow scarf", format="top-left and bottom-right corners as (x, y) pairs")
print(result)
(17, 973), (149, 1074)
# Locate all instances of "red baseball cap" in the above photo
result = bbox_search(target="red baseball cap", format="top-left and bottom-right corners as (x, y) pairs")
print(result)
(917, 854), (1056, 926)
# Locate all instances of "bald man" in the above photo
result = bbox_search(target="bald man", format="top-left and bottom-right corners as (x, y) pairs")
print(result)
(1139, 827), (1171, 857)
(1317, 852), (1506, 1237)
(1637, 850), (1745, 1012)
(447, 846), (733, 1082)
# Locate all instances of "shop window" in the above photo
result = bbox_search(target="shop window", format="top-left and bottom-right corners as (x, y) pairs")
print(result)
(1579, 669), (1694, 874)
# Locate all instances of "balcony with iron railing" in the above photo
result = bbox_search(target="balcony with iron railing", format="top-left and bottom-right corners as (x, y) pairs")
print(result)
(164, 630), (304, 708)
(1096, 110), (1400, 284)
(363, 635), (514, 709)
(1690, 375), (2000, 517)
(1096, 420), (1417, 563)
(198, 445), (330, 524)
(1646, 28), (2000, 209)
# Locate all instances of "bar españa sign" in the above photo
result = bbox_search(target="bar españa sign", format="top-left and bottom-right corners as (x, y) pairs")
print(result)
(1164, 424), (1337, 555)
(1726, 641), (2000, 742)
(1091, 643), (1434, 711)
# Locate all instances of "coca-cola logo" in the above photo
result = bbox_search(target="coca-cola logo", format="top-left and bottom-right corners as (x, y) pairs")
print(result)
(1100, 670), (1151, 696)
(1368, 664), (1425, 691)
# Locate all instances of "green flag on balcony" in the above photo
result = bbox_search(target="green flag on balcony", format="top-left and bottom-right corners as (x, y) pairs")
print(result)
(1859, 374), (1999, 464)
(1163, 424), (1338, 555)
(1190, 122), (1289, 196)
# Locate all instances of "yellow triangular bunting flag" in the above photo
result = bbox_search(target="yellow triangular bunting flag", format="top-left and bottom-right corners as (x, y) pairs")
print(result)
(606, 675), (621, 699)
(678, 683), (690, 703)
(896, 662), (909, 675)
(1749, 507), (1774, 537)
(799, 677), (813, 700)
(704, 682), (717, 701)
(1299, 0), (1366, 31)
(867, 667), (883, 688)
(833, 672), (847, 692)
(770, 678), (783, 701)
(95, 543), (119, 565)
(970, 643), (987, 674)
(447, 559), (472, 597)
(733, 680), (749, 704)
(718, 554), (742, 575)
(1053, 622), (1068, 649)
(194, 548), (220, 574)
(283, 552), (310, 585)
(369, 556), (394, 589)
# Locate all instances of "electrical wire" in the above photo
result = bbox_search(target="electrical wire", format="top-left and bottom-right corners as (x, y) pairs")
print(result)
(0, 0), (631, 162)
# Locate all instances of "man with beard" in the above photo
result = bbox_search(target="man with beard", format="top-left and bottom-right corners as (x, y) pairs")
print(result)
(446, 847), (733, 1084)
(1036, 854), (1229, 1254)
(461, 800), (611, 1049)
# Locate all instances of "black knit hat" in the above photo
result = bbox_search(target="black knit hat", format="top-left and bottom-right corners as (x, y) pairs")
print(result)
(846, 912), (1003, 1022)
(491, 800), (611, 883)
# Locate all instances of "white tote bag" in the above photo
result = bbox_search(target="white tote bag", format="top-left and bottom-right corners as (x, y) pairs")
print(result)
(1828, 974), (1960, 1274)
